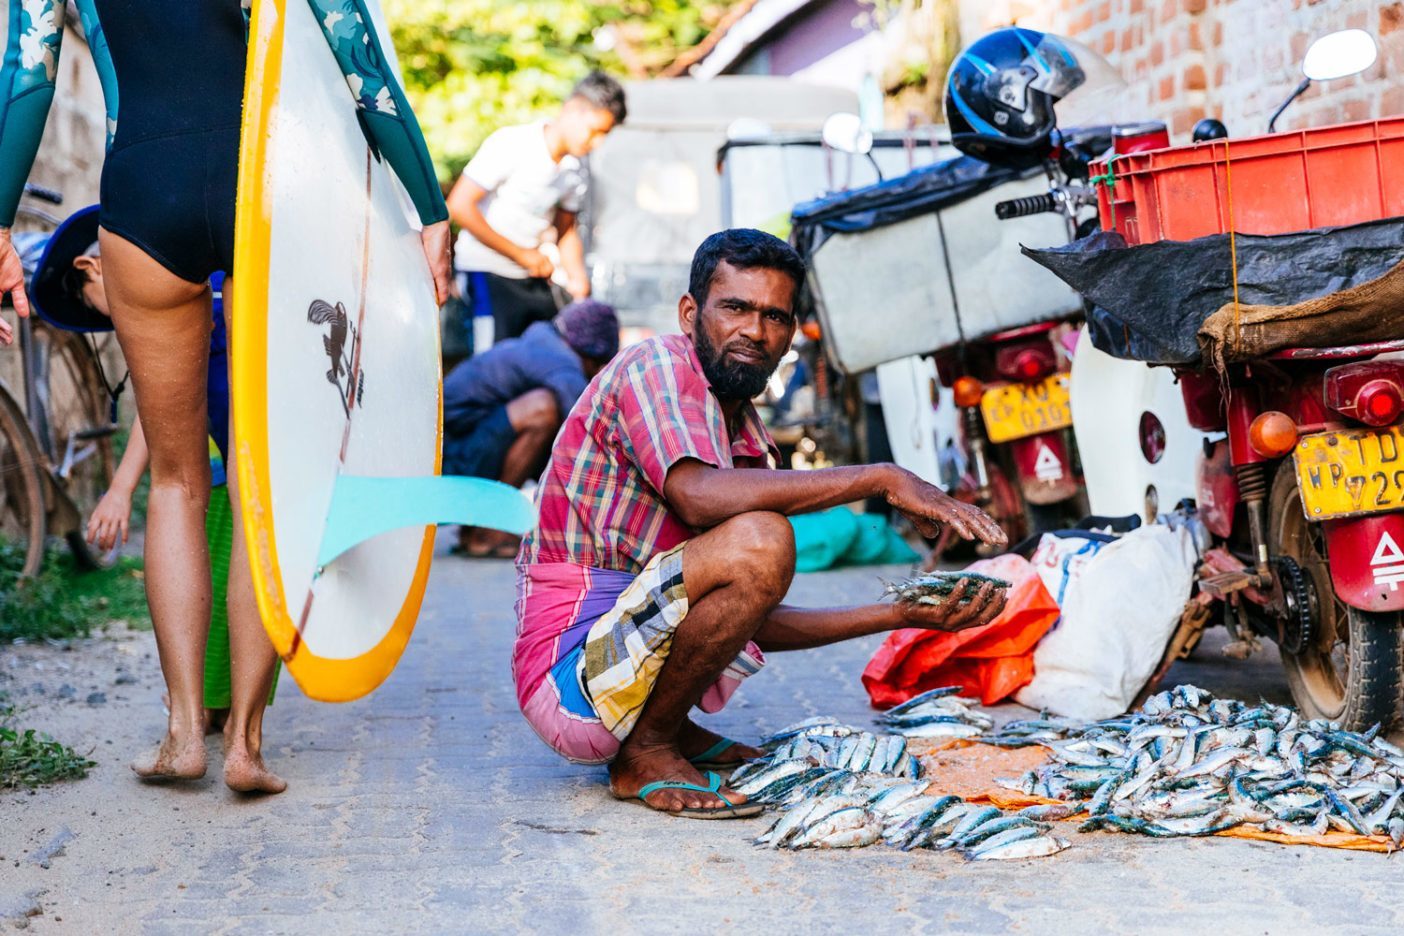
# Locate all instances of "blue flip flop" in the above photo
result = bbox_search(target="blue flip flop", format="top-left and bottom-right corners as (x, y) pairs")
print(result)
(632, 770), (764, 820)
(688, 738), (748, 773)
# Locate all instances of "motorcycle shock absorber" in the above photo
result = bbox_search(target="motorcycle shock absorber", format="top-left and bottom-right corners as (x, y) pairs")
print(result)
(1236, 462), (1272, 583)
(963, 406), (992, 498)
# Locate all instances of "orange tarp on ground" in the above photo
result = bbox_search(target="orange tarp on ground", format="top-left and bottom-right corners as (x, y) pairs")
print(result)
(863, 555), (1060, 708)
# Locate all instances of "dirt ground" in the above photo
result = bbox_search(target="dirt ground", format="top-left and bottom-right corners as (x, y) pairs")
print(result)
(2, 548), (1400, 934)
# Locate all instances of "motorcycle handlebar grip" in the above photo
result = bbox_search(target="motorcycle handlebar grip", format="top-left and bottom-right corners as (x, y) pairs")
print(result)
(21, 183), (63, 205)
(995, 193), (1058, 220)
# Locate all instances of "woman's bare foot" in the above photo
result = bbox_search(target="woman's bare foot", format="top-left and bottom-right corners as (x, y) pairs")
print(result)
(608, 739), (747, 813)
(678, 719), (763, 766)
(131, 732), (207, 781)
(223, 741), (287, 795)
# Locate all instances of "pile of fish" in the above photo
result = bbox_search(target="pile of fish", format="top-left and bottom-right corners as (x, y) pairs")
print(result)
(730, 709), (1069, 858)
(751, 776), (1072, 859)
(882, 571), (1012, 606)
(986, 684), (1404, 845)
(875, 686), (994, 740)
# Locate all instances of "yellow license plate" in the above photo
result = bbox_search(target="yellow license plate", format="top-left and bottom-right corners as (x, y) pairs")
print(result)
(1295, 425), (1404, 520)
(979, 374), (1072, 444)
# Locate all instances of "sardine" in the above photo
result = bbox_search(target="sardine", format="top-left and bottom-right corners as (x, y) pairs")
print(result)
(966, 833), (1069, 861)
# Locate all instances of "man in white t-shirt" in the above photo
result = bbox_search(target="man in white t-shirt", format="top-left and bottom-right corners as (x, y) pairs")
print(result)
(447, 72), (627, 350)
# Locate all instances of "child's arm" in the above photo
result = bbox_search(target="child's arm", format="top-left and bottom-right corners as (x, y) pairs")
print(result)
(86, 414), (149, 551)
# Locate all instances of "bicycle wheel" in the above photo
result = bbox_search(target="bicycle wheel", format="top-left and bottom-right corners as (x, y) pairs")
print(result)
(0, 385), (47, 576)
(30, 324), (116, 569)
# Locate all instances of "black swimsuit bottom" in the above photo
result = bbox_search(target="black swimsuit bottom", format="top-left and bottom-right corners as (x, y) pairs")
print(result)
(94, 0), (247, 283)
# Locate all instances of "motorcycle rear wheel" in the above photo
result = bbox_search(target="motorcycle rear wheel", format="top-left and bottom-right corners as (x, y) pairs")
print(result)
(1270, 462), (1402, 730)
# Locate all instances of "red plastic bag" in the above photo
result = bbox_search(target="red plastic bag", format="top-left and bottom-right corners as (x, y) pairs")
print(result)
(862, 554), (1060, 708)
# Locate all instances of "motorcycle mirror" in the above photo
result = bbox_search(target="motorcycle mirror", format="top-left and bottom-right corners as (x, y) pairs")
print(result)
(821, 113), (873, 156)
(1302, 28), (1378, 82)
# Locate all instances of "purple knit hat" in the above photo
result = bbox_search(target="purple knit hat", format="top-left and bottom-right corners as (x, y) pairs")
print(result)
(555, 299), (620, 361)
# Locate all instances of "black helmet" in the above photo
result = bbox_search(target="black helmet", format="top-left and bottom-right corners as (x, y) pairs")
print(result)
(945, 27), (1087, 169)
(1191, 118), (1229, 142)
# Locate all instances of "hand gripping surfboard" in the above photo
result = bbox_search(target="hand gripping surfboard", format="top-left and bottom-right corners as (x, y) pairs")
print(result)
(234, 0), (533, 702)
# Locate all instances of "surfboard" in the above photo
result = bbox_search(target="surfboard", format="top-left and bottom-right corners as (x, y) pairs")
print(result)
(232, 0), (449, 703)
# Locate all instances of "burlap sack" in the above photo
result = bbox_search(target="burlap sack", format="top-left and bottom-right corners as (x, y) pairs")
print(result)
(1198, 260), (1404, 374)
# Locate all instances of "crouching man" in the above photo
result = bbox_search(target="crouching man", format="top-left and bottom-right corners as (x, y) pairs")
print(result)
(513, 230), (1007, 818)
(443, 299), (619, 557)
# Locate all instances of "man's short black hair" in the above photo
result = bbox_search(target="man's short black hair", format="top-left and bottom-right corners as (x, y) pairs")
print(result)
(688, 229), (806, 308)
(570, 71), (627, 125)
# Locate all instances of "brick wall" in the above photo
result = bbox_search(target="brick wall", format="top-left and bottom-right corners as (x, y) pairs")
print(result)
(957, 0), (1402, 141)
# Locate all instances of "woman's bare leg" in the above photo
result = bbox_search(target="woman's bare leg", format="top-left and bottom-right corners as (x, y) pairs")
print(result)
(100, 231), (213, 781)
(219, 276), (286, 794)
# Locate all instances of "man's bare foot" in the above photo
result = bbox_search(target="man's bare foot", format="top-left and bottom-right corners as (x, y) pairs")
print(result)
(131, 733), (207, 781)
(608, 740), (747, 813)
(223, 743), (287, 795)
(678, 719), (763, 766)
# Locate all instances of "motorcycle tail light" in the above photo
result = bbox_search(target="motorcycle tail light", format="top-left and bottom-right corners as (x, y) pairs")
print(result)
(1359, 381), (1403, 426)
(1138, 411), (1166, 464)
(994, 344), (1056, 383)
(953, 376), (984, 408)
(1324, 361), (1404, 427)
(1248, 411), (1299, 458)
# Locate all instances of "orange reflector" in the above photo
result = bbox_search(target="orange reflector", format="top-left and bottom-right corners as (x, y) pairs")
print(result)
(1248, 411), (1299, 458)
(801, 321), (823, 341)
(953, 376), (985, 408)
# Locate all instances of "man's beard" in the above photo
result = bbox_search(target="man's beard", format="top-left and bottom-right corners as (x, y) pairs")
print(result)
(693, 323), (776, 401)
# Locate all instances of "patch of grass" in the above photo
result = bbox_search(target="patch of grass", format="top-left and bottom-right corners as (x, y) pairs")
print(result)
(0, 708), (95, 789)
(0, 541), (150, 643)
(56, 554), (151, 632)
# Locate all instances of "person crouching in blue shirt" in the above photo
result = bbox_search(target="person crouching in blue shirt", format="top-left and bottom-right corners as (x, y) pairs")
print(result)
(444, 298), (620, 557)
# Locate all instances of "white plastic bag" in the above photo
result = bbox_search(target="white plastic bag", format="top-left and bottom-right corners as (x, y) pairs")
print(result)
(1015, 524), (1197, 720)
(1029, 533), (1107, 607)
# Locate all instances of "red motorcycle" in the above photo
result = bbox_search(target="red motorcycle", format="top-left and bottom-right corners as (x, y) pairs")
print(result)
(931, 117), (1176, 552)
(1179, 355), (1404, 728)
(1084, 30), (1401, 728)
(932, 322), (1080, 550)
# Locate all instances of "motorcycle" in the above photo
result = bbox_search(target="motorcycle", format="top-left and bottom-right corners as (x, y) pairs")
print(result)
(1066, 28), (1395, 728)
(933, 117), (1173, 550)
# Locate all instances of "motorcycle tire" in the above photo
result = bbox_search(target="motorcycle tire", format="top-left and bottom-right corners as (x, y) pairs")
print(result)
(1269, 461), (1403, 731)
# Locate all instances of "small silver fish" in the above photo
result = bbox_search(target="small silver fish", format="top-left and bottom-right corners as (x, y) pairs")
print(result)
(966, 833), (1069, 861)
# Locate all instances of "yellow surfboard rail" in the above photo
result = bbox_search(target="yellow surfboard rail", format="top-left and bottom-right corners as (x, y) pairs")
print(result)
(232, 0), (439, 703)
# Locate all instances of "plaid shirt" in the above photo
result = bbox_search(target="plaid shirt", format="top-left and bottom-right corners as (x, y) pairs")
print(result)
(520, 334), (778, 574)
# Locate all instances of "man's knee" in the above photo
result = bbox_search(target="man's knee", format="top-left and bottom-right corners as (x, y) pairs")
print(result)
(509, 388), (560, 433)
(716, 511), (795, 602)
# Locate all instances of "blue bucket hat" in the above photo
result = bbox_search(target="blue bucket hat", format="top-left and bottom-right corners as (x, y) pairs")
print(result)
(31, 204), (113, 333)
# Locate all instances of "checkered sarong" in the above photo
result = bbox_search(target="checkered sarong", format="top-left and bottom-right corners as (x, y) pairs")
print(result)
(581, 544), (763, 741)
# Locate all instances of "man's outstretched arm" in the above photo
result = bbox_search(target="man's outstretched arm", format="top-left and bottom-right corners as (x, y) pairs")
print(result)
(754, 577), (1009, 651)
(663, 459), (1007, 548)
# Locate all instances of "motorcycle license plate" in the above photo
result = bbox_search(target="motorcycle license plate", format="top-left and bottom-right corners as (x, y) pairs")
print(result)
(1295, 425), (1404, 520)
(979, 374), (1072, 444)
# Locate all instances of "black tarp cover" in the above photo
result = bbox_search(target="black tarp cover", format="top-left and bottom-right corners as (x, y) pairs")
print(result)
(1022, 218), (1404, 365)
(789, 155), (1025, 263)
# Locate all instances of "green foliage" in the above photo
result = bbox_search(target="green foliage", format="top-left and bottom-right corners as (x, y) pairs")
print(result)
(0, 718), (95, 789)
(0, 541), (150, 643)
(386, 0), (722, 177)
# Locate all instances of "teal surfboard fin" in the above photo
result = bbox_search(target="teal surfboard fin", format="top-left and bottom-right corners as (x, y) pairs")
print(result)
(316, 475), (537, 568)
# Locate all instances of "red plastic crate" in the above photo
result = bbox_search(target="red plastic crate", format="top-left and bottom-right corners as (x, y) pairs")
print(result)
(1093, 116), (1404, 245)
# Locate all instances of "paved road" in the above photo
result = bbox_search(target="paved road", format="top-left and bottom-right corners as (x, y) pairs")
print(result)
(2, 535), (1399, 934)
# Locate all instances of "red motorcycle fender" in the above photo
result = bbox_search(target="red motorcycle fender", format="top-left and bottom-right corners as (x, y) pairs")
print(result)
(1322, 514), (1404, 613)
(1196, 440), (1239, 540)
(1010, 433), (1078, 506)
